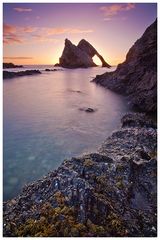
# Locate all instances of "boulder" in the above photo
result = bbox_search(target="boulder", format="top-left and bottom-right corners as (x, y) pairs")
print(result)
(93, 19), (157, 113)
(59, 39), (111, 68)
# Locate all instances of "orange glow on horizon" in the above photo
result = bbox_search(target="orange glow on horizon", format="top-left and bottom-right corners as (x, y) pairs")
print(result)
(3, 55), (125, 66)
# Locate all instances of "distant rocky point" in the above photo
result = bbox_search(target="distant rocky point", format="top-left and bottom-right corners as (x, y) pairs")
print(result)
(3, 62), (23, 69)
(93, 19), (157, 113)
(57, 39), (111, 69)
(3, 70), (41, 79)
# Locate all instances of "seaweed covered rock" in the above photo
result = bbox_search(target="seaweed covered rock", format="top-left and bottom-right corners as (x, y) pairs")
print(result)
(93, 20), (157, 113)
(3, 113), (157, 237)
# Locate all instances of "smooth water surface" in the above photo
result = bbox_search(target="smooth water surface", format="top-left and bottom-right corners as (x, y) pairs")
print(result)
(4, 66), (129, 200)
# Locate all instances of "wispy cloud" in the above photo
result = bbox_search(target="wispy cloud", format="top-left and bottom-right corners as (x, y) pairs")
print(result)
(103, 17), (112, 21)
(3, 23), (93, 45)
(3, 23), (24, 44)
(4, 57), (33, 60)
(14, 7), (32, 12)
(32, 34), (58, 43)
(100, 3), (135, 17)
(23, 26), (37, 33)
(3, 23), (37, 44)
(3, 23), (16, 34)
(46, 27), (93, 35)
(4, 36), (24, 44)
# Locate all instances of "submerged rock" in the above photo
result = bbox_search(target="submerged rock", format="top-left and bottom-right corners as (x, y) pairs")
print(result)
(3, 113), (157, 237)
(78, 107), (97, 113)
(92, 19), (157, 113)
(59, 39), (111, 68)
(3, 70), (41, 79)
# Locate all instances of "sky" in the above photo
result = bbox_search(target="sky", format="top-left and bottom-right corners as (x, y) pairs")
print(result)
(3, 3), (157, 65)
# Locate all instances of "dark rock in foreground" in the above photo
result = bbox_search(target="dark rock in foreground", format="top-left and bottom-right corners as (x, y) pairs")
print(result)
(92, 20), (157, 113)
(3, 70), (41, 79)
(59, 39), (111, 68)
(3, 113), (157, 237)
(3, 62), (23, 69)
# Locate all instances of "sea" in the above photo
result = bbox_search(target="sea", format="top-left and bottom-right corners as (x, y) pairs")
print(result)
(3, 65), (130, 200)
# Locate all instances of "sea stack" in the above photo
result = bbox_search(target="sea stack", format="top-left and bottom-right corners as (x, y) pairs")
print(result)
(58, 39), (111, 68)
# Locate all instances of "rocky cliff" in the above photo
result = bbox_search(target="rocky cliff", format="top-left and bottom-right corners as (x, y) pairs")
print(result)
(58, 39), (111, 68)
(3, 113), (157, 237)
(93, 20), (157, 113)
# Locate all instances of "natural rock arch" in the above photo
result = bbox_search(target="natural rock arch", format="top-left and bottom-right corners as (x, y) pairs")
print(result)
(77, 39), (111, 68)
(57, 39), (111, 68)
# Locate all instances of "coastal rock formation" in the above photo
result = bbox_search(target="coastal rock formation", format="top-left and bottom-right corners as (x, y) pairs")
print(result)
(3, 113), (157, 237)
(77, 39), (111, 68)
(3, 63), (23, 69)
(93, 20), (157, 113)
(3, 70), (41, 79)
(59, 39), (111, 68)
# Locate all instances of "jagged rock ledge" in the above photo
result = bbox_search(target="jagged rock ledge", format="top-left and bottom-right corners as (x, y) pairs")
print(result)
(92, 20), (157, 113)
(3, 113), (157, 237)
(3, 70), (41, 79)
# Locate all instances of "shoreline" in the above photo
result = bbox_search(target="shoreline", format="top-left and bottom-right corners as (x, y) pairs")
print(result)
(3, 112), (157, 237)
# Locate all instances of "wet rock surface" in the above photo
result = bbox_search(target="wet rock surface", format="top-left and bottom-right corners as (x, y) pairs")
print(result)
(3, 70), (41, 79)
(3, 113), (157, 237)
(92, 20), (157, 113)
(59, 39), (111, 68)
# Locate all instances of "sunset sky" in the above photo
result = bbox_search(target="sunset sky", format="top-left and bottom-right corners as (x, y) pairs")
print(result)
(3, 3), (157, 65)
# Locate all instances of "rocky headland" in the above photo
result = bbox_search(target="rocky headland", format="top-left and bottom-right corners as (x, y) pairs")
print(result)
(58, 39), (111, 68)
(3, 70), (41, 79)
(3, 20), (157, 237)
(93, 20), (157, 113)
(3, 62), (23, 69)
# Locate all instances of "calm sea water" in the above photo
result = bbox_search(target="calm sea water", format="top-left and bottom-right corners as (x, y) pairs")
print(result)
(3, 65), (129, 200)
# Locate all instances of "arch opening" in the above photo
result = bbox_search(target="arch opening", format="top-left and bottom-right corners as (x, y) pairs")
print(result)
(93, 55), (102, 66)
